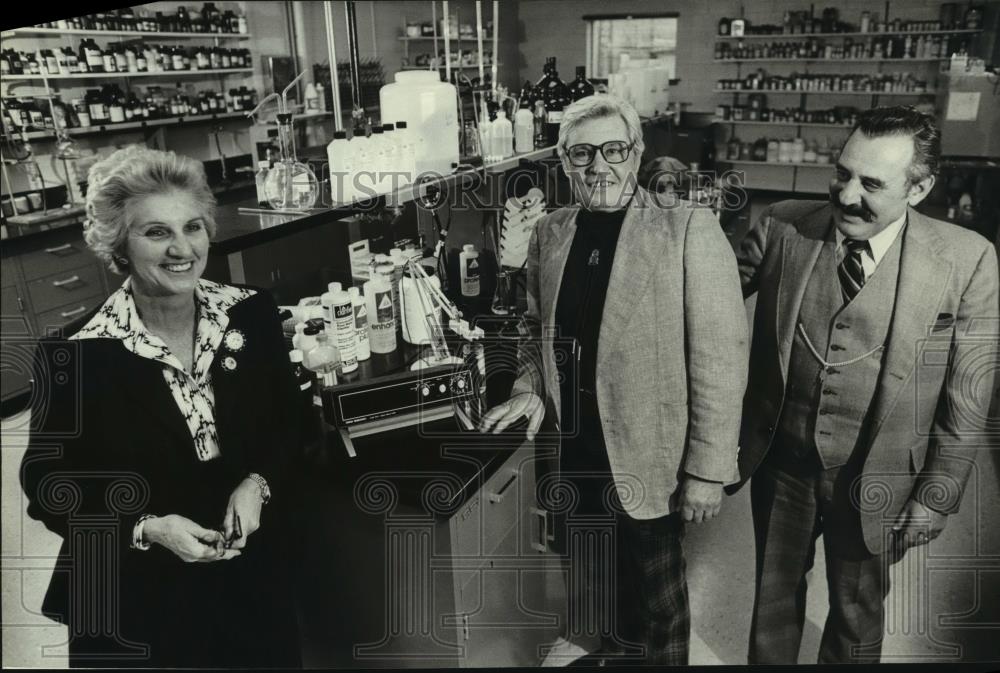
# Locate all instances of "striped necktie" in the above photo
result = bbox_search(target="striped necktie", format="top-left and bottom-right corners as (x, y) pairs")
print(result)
(838, 237), (870, 304)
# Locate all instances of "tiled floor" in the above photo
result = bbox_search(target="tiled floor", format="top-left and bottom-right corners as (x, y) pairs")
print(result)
(4, 407), (998, 667)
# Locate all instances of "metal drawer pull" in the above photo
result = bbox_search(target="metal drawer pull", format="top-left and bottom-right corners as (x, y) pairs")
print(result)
(44, 243), (74, 254)
(52, 275), (81, 287)
(60, 306), (87, 318)
(531, 507), (549, 553)
(488, 470), (519, 504)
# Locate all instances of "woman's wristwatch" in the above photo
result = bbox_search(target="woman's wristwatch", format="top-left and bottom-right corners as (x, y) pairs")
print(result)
(247, 472), (271, 504)
(131, 514), (157, 551)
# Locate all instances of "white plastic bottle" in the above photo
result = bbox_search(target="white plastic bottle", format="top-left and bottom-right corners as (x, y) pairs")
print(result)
(291, 321), (307, 350)
(329, 288), (358, 373)
(459, 243), (481, 297)
(494, 109), (513, 158)
(320, 290), (336, 338)
(326, 130), (348, 203)
(515, 104), (534, 154)
(304, 82), (319, 112)
(364, 272), (397, 353)
(304, 330), (339, 387)
(479, 109), (494, 162)
(315, 81), (327, 113)
(349, 286), (371, 360)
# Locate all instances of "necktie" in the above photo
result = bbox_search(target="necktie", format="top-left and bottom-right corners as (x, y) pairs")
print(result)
(838, 238), (870, 304)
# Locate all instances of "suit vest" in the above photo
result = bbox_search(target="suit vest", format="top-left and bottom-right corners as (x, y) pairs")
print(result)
(777, 224), (904, 469)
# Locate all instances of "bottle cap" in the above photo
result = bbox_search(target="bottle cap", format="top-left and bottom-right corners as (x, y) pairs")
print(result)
(396, 121), (407, 129)
(372, 126), (384, 134)
(334, 130), (347, 139)
(462, 243), (475, 253)
(289, 349), (303, 363)
(348, 286), (360, 298)
(327, 282), (342, 293)
(258, 161), (269, 170)
(383, 123), (394, 131)
(303, 323), (322, 335)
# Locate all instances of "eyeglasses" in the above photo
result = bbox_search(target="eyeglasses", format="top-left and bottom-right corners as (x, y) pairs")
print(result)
(565, 141), (633, 167)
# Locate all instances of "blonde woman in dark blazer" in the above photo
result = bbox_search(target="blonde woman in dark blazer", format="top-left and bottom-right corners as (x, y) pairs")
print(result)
(21, 146), (301, 668)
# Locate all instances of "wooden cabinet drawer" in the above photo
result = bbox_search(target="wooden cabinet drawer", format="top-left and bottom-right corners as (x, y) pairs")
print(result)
(27, 264), (105, 314)
(20, 231), (94, 281)
(33, 294), (104, 335)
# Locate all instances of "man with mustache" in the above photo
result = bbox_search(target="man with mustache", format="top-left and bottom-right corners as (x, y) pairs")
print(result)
(731, 106), (999, 663)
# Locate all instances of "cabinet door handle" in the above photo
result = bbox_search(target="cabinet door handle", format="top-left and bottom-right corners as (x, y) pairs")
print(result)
(531, 507), (550, 553)
(60, 305), (87, 318)
(44, 243), (73, 254)
(51, 274), (81, 287)
(488, 470), (519, 504)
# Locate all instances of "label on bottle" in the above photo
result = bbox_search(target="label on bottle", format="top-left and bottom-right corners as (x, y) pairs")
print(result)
(333, 302), (358, 368)
(109, 105), (125, 123)
(462, 256), (480, 297)
(354, 303), (370, 358)
(548, 111), (564, 123)
(375, 291), (394, 323)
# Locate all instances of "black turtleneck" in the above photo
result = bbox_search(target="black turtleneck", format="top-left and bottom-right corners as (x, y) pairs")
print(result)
(554, 205), (627, 407)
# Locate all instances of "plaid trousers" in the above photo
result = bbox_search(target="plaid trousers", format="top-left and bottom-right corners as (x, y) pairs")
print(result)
(557, 392), (690, 666)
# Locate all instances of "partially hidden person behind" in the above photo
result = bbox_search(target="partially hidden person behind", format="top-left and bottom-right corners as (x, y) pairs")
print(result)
(20, 145), (303, 668)
(732, 105), (999, 664)
(479, 94), (749, 665)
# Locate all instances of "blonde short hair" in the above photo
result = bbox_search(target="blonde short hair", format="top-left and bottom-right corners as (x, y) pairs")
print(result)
(557, 94), (645, 161)
(84, 145), (217, 274)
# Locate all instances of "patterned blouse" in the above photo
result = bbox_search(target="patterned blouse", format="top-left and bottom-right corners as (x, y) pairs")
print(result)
(72, 277), (256, 462)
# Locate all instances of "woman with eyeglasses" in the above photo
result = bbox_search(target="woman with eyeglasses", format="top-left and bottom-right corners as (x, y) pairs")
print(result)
(480, 95), (749, 665)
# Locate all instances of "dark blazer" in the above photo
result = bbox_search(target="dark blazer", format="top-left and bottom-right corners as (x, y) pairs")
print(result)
(20, 286), (302, 666)
(730, 201), (1000, 554)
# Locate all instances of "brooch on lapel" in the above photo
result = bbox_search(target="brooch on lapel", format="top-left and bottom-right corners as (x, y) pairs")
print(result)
(223, 329), (246, 353)
(221, 356), (239, 372)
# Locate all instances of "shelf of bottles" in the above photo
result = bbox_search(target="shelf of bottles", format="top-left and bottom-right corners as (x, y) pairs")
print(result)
(401, 62), (502, 71)
(3, 85), (260, 140)
(7, 5), (250, 36)
(713, 87), (935, 96)
(712, 119), (853, 128)
(715, 28), (982, 40)
(19, 111), (249, 139)
(397, 34), (494, 41)
(5, 28), (252, 40)
(715, 57), (948, 63)
(4, 69), (252, 81)
(2, 40), (253, 81)
(723, 159), (834, 168)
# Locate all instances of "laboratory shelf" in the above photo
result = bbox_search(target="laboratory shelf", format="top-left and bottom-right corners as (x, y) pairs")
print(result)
(3, 68), (253, 81)
(4, 27), (252, 39)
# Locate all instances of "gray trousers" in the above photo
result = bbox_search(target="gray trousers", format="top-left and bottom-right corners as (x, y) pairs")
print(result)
(748, 453), (892, 664)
